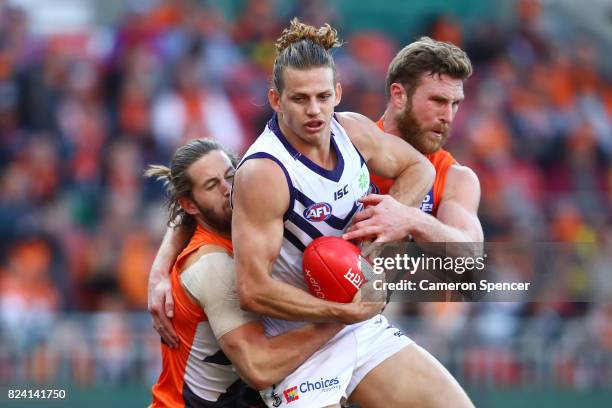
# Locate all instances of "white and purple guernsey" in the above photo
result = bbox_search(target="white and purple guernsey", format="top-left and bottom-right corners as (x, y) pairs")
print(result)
(235, 113), (371, 336)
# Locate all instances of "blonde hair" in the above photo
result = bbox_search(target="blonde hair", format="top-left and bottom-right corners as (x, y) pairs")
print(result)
(272, 18), (343, 93)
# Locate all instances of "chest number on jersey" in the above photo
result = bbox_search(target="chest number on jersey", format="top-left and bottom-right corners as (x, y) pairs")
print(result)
(334, 185), (349, 201)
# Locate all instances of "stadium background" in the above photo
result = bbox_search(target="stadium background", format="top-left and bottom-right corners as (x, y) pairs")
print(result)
(0, 0), (610, 406)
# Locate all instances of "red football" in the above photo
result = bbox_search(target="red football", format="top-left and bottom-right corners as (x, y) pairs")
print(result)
(302, 236), (369, 303)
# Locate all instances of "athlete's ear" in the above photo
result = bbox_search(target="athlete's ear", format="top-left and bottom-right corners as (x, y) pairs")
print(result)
(389, 83), (407, 110)
(178, 196), (199, 216)
(334, 82), (342, 106)
(268, 88), (281, 113)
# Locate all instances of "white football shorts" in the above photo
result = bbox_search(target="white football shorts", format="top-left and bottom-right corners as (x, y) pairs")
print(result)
(260, 314), (413, 408)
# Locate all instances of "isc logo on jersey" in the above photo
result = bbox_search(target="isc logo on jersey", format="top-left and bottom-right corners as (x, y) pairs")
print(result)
(304, 202), (332, 222)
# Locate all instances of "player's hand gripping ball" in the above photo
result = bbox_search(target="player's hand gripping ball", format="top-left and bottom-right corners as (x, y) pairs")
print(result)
(303, 236), (374, 302)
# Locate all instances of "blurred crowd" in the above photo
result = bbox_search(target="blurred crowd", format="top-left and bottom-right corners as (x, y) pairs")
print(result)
(0, 0), (610, 389)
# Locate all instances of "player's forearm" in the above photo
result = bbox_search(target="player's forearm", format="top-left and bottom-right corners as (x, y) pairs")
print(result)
(389, 158), (435, 208)
(243, 281), (350, 322)
(253, 323), (342, 388)
(237, 270), (354, 323)
(149, 224), (192, 283)
(411, 212), (467, 242)
(410, 213), (483, 257)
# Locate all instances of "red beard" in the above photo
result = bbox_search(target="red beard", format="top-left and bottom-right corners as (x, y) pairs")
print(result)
(395, 105), (450, 155)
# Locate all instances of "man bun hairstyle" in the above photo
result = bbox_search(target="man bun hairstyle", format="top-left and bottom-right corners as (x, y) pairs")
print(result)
(272, 18), (343, 93)
(386, 36), (473, 99)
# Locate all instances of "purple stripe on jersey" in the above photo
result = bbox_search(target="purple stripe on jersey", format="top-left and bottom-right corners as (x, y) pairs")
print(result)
(267, 114), (345, 182)
(288, 211), (324, 241)
(236, 152), (295, 222)
(294, 189), (360, 231)
(283, 228), (306, 252)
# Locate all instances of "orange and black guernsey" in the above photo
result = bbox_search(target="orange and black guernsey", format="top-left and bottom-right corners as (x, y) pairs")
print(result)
(370, 119), (456, 217)
(151, 225), (249, 408)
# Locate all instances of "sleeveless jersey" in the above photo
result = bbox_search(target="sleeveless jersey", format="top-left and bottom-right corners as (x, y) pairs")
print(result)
(370, 119), (456, 217)
(236, 114), (371, 336)
(151, 226), (244, 407)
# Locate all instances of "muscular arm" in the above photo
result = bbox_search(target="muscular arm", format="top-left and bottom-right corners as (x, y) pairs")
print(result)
(148, 224), (193, 347)
(180, 250), (343, 390)
(344, 165), (483, 256)
(232, 159), (380, 323)
(220, 322), (341, 390)
(149, 224), (193, 285)
(411, 165), (483, 244)
(337, 112), (435, 207)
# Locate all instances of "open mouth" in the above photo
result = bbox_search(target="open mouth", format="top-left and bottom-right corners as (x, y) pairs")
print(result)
(304, 120), (325, 132)
(431, 128), (445, 138)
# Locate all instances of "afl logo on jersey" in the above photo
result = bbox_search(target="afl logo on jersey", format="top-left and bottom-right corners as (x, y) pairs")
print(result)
(304, 202), (332, 222)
